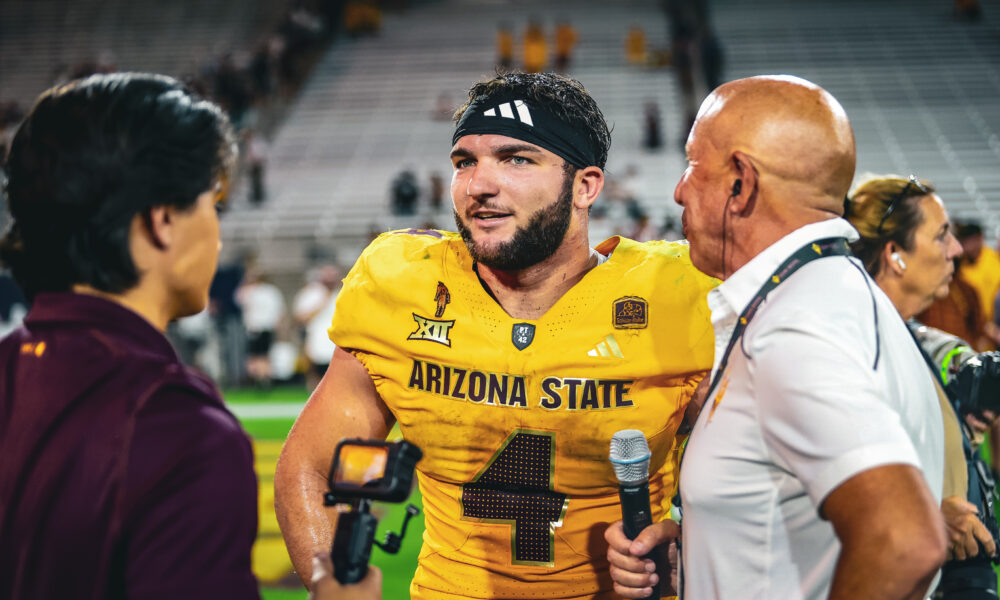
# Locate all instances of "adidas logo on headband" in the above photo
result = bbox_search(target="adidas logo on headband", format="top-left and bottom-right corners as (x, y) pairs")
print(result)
(483, 99), (534, 126)
(454, 95), (596, 167)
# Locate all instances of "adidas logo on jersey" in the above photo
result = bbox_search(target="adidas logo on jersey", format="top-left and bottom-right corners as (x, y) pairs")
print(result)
(483, 99), (534, 126)
(587, 334), (624, 358)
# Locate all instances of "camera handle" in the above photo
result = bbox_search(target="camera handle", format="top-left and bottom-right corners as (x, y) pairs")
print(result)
(330, 499), (422, 584)
(331, 499), (377, 585)
(373, 504), (421, 554)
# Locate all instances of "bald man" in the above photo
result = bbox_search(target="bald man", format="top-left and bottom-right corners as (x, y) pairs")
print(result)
(605, 75), (947, 599)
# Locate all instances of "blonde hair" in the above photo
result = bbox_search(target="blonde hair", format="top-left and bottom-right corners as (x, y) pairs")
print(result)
(844, 174), (934, 277)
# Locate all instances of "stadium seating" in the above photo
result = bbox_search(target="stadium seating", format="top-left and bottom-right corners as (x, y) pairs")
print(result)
(215, 0), (1000, 283)
(2, 0), (998, 293)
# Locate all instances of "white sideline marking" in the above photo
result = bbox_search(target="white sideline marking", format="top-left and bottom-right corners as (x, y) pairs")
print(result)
(228, 402), (306, 419)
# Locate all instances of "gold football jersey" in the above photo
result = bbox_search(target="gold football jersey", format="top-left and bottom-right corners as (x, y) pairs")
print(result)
(330, 229), (716, 599)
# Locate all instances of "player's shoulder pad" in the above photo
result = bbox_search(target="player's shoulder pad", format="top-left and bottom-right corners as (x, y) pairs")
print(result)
(600, 236), (717, 282)
(348, 228), (464, 284)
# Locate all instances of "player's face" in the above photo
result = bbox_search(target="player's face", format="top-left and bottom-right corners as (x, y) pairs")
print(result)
(168, 182), (225, 318)
(450, 134), (574, 270)
(674, 117), (730, 279)
(897, 194), (963, 313)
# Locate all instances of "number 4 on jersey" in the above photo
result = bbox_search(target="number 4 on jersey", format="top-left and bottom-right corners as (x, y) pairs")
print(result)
(461, 430), (568, 566)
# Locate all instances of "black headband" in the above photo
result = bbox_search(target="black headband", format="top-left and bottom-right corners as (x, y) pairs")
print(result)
(452, 96), (598, 169)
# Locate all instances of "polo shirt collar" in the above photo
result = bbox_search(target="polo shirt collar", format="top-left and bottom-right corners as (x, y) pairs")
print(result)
(25, 292), (178, 361)
(709, 217), (860, 319)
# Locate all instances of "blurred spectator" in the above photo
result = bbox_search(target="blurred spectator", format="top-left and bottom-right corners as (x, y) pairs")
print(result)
(663, 0), (725, 143)
(314, 0), (346, 36)
(625, 197), (647, 226)
(292, 265), (342, 392)
(629, 214), (657, 242)
(956, 222), (1000, 347)
(65, 52), (118, 82)
(496, 22), (514, 69)
(523, 20), (548, 73)
(236, 268), (286, 388)
(344, 0), (382, 37)
(0, 273), (27, 339)
(428, 171), (446, 212)
(168, 308), (213, 371)
(642, 101), (663, 150)
(269, 340), (300, 383)
(390, 169), (420, 216)
(625, 25), (648, 64)
(918, 260), (990, 350)
(591, 165), (653, 241)
(955, 0), (983, 20)
(210, 260), (247, 388)
(249, 38), (279, 99)
(214, 52), (253, 128)
(0, 101), (25, 124)
(660, 215), (681, 241)
(554, 20), (578, 71)
(245, 128), (269, 205)
(278, 4), (328, 82)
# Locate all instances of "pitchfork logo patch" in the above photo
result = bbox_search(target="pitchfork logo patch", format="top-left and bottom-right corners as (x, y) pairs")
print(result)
(511, 323), (535, 351)
(434, 281), (451, 318)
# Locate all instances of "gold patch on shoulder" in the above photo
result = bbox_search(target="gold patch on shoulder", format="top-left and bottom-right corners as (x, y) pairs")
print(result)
(613, 296), (647, 329)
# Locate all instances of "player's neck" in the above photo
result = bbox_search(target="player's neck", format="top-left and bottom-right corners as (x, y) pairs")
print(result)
(477, 229), (597, 320)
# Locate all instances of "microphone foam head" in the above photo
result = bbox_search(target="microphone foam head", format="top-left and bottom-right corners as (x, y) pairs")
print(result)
(609, 429), (651, 485)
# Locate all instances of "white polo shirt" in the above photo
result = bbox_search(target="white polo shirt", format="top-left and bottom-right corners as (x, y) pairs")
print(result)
(680, 218), (943, 599)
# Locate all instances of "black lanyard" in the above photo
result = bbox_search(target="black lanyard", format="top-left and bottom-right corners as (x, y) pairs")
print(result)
(678, 236), (851, 599)
(702, 237), (853, 416)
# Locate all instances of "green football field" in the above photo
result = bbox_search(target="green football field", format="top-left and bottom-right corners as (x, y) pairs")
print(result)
(225, 387), (423, 600)
(229, 386), (1000, 599)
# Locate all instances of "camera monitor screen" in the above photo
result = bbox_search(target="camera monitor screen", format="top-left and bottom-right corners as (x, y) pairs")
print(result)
(334, 444), (389, 487)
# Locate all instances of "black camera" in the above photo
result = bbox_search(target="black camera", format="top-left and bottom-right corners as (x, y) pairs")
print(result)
(324, 439), (422, 585)
(949, 351), (1000, 418)
(325, 438), (422, 504)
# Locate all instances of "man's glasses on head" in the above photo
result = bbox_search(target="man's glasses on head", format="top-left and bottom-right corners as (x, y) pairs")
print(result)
(877, 175), (929, 235)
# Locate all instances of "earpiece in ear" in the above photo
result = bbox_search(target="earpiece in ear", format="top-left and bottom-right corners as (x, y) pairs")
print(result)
(891, 252), (907, 270)
(731, 179), (742, 196)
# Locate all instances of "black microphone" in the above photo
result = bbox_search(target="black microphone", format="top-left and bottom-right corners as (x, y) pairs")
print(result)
(610, 429), (660, 600)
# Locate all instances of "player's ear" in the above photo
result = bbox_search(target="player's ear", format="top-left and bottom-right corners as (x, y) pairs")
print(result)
(574, 166), (604, 210)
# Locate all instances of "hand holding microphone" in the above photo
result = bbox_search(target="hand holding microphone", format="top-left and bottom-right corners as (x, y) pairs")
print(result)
(605, 430), (679, 599)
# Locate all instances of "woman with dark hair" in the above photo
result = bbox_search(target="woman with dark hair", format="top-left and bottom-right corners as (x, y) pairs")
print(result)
(845, 174), (997, 599)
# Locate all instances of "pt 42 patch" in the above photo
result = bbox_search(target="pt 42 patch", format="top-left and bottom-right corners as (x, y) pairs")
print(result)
(613, 296), (647, 329)
(407, 313), (455, 347)
(511, 322), (535, 350)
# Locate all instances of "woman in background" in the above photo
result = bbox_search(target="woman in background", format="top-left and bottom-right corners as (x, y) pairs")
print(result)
(845, 174), (998, 599)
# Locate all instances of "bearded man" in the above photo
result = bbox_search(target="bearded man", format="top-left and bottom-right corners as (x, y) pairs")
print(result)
(275, 72), (716, 599)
